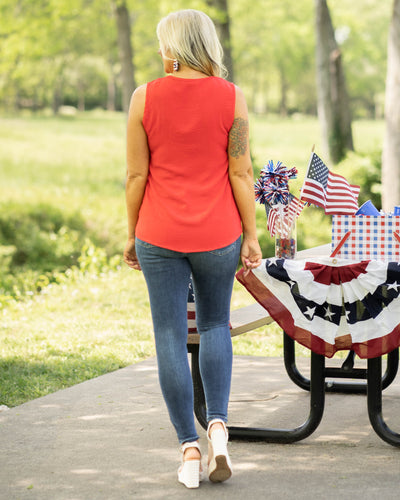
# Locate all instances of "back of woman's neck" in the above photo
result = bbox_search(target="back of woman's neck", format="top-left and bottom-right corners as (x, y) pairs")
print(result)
(169, 66), (209, 79)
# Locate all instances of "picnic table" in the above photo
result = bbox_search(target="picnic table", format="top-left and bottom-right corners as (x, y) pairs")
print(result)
(187, 244), (400, 447)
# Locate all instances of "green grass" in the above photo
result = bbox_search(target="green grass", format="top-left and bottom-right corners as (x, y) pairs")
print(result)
(0, 113), (127, 254)
(1, 267), (154, 407)
(0, 112), (384, 407)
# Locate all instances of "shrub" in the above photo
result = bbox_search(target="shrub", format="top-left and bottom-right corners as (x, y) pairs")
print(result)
(336, 150), (382, 209)
(0, 202), (121, 305)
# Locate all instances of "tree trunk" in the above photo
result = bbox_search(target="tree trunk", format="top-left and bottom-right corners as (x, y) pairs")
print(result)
(206, 0), (235, 82)
(315, 0), (353, 164)
(113, 0), (136, 113)
(77, 80), (85, 112)
(107, 62), (116, 112)
(382, 0), (400, 212)
(52, 77), (63, 115)
(278, 65), (288, 117)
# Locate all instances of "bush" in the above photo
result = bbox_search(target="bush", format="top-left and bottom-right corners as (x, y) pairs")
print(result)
(0, 202), (121, 304)
(336, 150), (382, 209)
(0, 202), (88, 270)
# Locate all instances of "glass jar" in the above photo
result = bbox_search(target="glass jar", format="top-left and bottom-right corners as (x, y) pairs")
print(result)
(275, 218), (297, 259)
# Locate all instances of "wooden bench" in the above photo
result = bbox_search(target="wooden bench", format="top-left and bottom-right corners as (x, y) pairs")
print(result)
(186, 301), (275, 430)
(187, 302), (274, 345)
(187, 244), (331, 346)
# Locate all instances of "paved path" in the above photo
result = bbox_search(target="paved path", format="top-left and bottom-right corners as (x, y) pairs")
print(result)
(1, 356), (399, 499)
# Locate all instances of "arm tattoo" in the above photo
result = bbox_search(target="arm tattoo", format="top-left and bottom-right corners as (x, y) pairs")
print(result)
(229, 117), (248, 159)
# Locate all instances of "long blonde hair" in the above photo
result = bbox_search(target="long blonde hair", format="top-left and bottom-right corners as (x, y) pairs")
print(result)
(156, 9), (227, 78)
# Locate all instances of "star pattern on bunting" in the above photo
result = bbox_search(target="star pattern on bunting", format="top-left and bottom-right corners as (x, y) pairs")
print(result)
(324, 306), (335, 321)
(387, 281), (400, 292)
(304, 306), (316, 319)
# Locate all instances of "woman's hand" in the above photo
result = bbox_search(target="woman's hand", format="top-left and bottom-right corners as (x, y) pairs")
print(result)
(240, 236), (262, 276)
(123, 238), (141, 270)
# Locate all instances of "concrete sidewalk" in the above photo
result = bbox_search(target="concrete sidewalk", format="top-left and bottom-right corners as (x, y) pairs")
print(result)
(1, 355), (399, 500)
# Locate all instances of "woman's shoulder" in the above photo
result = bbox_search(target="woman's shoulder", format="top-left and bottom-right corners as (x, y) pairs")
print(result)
(205, 77), (236, 101)
(130, 84), (147, 111)
(209, 76), (235, 88)
(132, 77), (169, 104)
(133, 77), (165, 96)
(133, 83), (147, 97)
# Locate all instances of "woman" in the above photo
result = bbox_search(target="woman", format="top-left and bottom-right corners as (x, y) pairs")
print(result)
(123, 9), (262, 489)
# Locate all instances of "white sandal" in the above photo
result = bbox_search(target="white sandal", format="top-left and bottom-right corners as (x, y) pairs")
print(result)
(207, 418), (232, 483)
(178, 441), (203, 489)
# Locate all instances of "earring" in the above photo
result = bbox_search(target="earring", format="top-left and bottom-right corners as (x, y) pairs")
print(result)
(173, 59), (179, 71)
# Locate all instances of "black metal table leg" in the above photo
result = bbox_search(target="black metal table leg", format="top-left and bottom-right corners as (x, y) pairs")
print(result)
(228, 351), (325, 442)
(188, 344), (208, 430)
(190, 339), (400, 446)
(284, 331), (399, 394)
(189, 342), (326, 443)
(367, 356), (400, 447)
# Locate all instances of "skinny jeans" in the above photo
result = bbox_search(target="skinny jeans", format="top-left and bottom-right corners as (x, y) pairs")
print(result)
(135, 236), (241, 444)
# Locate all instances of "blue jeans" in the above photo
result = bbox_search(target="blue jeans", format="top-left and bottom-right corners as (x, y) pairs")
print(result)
(135, 236), (241, 444)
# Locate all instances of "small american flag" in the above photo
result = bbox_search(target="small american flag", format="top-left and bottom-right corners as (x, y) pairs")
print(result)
(187, 276), (231, 333)
(267, 206), (280, 236)
(287, 195), (305, 222)
(267, 195), (305, 237)
(187, 277), (197, 333)
(300, 152), (359, 215)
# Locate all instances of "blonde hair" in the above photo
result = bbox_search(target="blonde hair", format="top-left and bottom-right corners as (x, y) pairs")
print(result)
(156, 9), (227, 78)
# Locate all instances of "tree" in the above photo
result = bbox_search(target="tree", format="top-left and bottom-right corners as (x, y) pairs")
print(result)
(0, 0), (120, 112)
(113, 0), (136, 113)
(230, 0), (315, 115)
(332, 0), (391, 119)
(315, 0), (353, 164)
(382, 0), (400, 211)
(206, 0), (234, 82)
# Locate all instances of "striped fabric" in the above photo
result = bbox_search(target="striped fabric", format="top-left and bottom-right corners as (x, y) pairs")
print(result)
(187, 277), (197, 333)
(187, 276), (232, 334)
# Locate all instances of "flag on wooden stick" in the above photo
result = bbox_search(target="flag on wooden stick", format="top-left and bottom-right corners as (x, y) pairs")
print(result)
(300, 152), (360, 215)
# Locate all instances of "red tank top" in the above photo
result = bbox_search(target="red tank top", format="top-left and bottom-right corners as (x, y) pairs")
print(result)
(135, 76), (242, 252)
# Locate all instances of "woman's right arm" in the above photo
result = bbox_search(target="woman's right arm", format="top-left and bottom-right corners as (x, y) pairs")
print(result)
(123, 84), (149, 271)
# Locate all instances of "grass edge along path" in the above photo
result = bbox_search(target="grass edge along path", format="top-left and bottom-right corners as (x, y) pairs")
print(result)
(1, 263), (307, 408)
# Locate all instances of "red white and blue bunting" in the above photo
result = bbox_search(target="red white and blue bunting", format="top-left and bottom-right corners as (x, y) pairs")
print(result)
(236, 257), (400, 358)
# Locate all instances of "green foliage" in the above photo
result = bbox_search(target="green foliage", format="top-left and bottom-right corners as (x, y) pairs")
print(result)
(0, 112), (128, 305)
(337, 150), (382, 209)
(330, 0), (391, 119)
(231, 0), (316, 115)
(75, 240), (122, 278)
(0, 202), (86, 270)
(0, 201), (122, 305)
(0, 0), (392, 117)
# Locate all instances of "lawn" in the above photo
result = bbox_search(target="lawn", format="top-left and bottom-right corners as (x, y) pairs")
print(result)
(0, 111), (384, 407)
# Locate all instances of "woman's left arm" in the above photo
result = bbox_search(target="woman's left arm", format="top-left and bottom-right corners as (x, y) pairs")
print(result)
(124, 84), (149, 271)
(228, 85), (262, 274)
